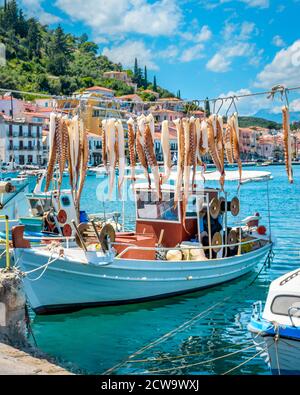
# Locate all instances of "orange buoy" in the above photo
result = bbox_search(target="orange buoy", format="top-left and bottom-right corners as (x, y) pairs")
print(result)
(57, 209), (67, 224)
(63, 224), (72, 237)
(257, 225), (267, 235)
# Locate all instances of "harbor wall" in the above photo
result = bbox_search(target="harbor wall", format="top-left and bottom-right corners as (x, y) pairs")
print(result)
(0, 269), (72, 375)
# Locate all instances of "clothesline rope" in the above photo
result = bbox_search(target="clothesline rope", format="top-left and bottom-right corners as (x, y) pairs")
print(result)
(1, 85), (300, 106)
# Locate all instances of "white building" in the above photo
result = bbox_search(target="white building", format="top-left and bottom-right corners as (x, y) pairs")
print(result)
(88, 133), (102, 165)
(35, 98), (57, 108)
(0, 115), (45, 166)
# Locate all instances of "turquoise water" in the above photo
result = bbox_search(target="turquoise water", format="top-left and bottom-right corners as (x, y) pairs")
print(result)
(28, 166), (299, 375)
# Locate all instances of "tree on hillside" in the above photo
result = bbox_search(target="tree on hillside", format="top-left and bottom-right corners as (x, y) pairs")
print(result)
(133, 58), (143, 87)
(204, 97), (210, 117)
(27, 18), (41, 58)
(46, 25), (71, 75)
(143, 65), (148, 89)
(3, 0), (18, 31)
(153, 75), (157, 92)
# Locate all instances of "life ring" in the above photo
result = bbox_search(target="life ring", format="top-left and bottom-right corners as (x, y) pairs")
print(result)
(57, 209), (67, 225)
(212, 232), (222, 253)
(230, 197), (240, 217)
(228, 229), (238, 250)
(99, 224), (116, 252)
(257, 225), (267, 235)
(62, 224), (72, 237)
(209, 197), (221, 219)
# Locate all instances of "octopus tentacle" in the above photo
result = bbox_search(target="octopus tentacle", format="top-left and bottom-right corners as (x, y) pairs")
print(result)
(282, 106), (294, 184)
(127, 118), (136, 181)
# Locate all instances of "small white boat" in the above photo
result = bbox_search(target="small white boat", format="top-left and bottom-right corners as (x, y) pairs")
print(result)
(13, 170), (273, 315)
(248, 268), (300, 375)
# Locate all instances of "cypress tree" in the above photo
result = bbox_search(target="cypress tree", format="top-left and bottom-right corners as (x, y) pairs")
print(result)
(133, 58), (139, 83)
(204, 97), (211, 117)
(153, 75), (157, 92)
(144, 65), (148, 89)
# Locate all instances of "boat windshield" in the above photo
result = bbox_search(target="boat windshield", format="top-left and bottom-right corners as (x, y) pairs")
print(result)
(136, 189), (180, 222)
(28, 197), (52, 216)
(271, 296), (300, 317)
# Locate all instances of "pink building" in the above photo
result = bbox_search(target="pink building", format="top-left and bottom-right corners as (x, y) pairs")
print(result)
(152, 109), (183, 126)
(239, 128), (257, 156)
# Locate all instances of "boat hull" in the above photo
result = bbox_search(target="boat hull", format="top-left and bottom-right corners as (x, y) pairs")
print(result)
(266, 336), (300, 375)
(16, 243), (271, 314)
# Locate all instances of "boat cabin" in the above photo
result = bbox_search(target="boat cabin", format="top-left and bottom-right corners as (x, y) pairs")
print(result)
(20, 190), (77, 237)
(262, 268), (300, 327)
(135, 185), (220, 249)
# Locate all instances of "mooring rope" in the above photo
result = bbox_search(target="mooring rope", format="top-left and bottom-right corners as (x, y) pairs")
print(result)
(23, 245), (64, 281)
(103, 297), (231, 375)
(221, 348), (266, 375)
(129, 339), (256, 364)
(144, 342), (265, 374)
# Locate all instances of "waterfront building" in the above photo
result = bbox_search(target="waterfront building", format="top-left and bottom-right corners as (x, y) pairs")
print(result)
(0, 114), (45, 166)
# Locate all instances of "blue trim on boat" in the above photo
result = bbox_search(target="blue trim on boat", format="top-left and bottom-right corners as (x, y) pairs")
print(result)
(249, 317), (300, 341)
(0, 230), (59, 243)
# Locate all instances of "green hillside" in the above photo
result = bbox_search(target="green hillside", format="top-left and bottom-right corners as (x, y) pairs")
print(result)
(238, 116), (282, 130)
(0, 1), (175, 99)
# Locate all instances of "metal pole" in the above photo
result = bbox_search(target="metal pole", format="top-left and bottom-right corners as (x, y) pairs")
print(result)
(10, 94), (13, 120)
(266, 180), (272, 242)
(206, 193), (212, 259)
(0, 215), (11, 270)
(224, 192), (228, 257)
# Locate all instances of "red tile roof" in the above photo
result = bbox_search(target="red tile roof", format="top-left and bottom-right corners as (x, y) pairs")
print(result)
(85, 86), (114, 92)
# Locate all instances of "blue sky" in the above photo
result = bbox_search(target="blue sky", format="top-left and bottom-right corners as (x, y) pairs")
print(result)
(19, 0), (300, 116)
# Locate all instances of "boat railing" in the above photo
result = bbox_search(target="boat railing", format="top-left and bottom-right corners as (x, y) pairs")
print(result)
(115, 237), (267, 259)
(0, 215), (10, 270)
(288, 304), (300, 327)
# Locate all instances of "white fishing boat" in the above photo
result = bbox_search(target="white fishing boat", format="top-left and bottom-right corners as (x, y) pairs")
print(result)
(13, 170), (273, 314)
(248, 268), (300, 375)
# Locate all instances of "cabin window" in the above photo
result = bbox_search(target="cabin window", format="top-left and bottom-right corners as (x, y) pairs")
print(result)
(186, 196), (197, 218)
(271, 295), (300, 317)
(136, 190), (180, 222)
(61, 195), (71, 207)
(28, 199), (44, 216)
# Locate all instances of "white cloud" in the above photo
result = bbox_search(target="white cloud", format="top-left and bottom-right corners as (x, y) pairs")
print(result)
(272, 35), (286, 47)
(55, 0), (181, 37)
(290, 99), (300, 112)
(195, 25), (212, 42)
(206, 20), (259, 73)
(255, 40), (300, 88)
(207, 53), (231, 72)
(102, 41), (158, 70)
(241, 0), (269, 8)
(207, 42), (254, 72)
(223, 21), (257, 41)
(180, 25), (212, 44)
(158, 45), (179, 60)
(20, 0), (61, 24)
(180, 44), (205, 62)
(201, 0), (269, 9)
